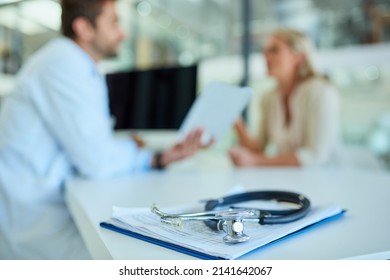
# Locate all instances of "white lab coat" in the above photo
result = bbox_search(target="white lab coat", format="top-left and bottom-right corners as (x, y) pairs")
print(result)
(0, 37), (152, 259)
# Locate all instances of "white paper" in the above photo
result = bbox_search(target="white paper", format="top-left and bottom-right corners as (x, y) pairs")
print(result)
(106, 203), (343, 260)
(178, 81), (253, 144)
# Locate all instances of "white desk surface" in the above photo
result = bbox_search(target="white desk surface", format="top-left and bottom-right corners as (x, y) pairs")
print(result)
(65, 151), (390, 260)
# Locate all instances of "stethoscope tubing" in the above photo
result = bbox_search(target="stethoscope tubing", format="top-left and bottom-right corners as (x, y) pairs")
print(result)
(204, 190), (311, 229)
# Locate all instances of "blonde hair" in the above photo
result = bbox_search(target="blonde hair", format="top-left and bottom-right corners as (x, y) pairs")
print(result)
(271, 28), (317, 80)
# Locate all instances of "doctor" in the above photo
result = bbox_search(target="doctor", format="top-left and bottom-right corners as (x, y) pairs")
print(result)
(0, 0), (208, 259)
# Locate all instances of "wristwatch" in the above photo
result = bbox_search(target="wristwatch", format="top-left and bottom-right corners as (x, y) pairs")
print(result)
(154, 152), (165, 170)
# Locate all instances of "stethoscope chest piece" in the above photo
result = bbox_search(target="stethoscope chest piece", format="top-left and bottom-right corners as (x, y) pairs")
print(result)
(217, 219), (250, 243)
(214, 209), (255, 243)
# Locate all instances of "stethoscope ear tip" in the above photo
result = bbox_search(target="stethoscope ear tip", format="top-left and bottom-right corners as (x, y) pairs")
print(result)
(150, 203), (159, 213)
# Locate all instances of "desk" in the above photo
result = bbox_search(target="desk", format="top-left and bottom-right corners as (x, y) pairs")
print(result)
(65, 152), (390, 260)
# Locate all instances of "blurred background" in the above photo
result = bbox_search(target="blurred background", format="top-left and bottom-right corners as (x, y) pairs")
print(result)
(1, 0), (390, 169)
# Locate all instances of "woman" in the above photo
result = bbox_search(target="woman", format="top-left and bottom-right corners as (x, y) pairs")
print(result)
(230, 29), (340, 167)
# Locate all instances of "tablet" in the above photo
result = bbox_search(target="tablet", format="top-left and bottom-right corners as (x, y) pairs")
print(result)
(178, 81), (253, 144)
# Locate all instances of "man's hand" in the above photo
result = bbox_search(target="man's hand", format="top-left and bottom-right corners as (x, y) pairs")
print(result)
(153, 128), (213, 169)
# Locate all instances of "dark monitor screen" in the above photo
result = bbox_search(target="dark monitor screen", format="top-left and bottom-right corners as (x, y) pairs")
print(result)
(106, 65), (197, 130)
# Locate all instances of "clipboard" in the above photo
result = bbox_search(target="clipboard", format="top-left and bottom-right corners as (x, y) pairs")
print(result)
(178, 81), (253, 144)
(100, 205), (345, 260)
(100, 222), (224, 260)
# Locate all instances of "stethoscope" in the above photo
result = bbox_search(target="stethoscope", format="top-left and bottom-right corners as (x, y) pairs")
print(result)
(151, 190), (311, 244)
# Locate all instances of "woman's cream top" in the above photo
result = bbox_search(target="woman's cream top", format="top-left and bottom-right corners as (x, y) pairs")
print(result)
(257, 76), (340, 166)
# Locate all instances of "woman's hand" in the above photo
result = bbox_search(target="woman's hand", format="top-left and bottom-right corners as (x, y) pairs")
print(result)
(229, 146), (265, 167)
(229, 146), (300, 167)
(233, 118), (261, 153)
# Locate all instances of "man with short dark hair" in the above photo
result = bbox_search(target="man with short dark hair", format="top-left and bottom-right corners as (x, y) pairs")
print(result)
(0, 0), (207, 259)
